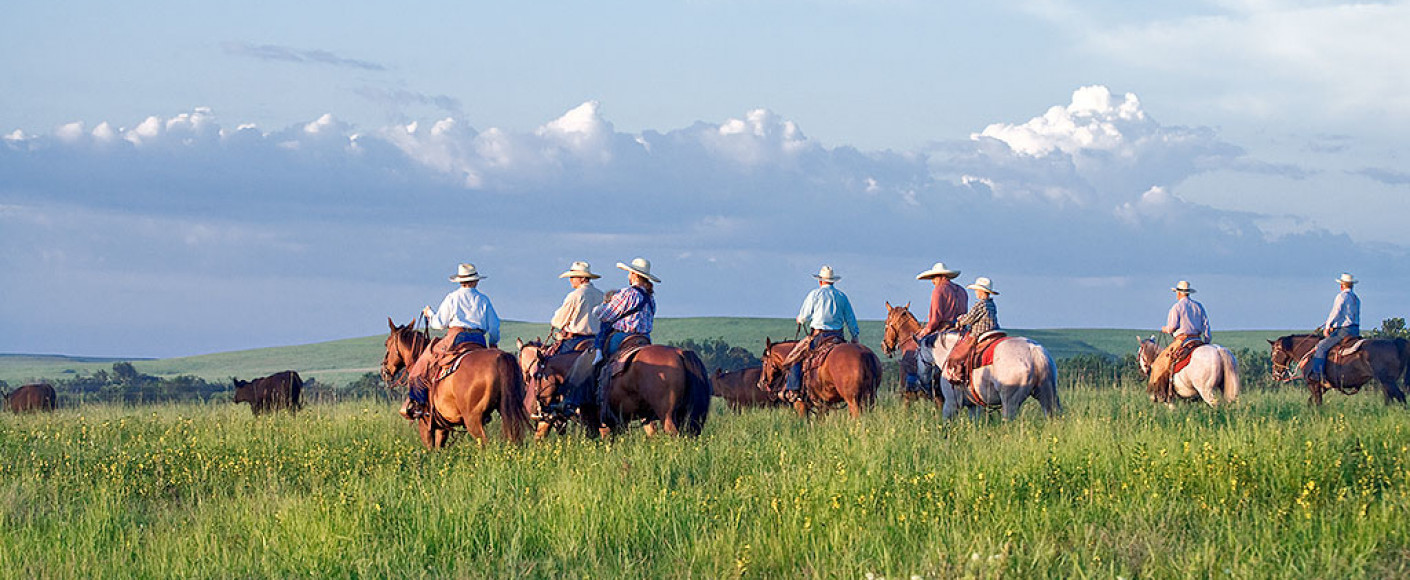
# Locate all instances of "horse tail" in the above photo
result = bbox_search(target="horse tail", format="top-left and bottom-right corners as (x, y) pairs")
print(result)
(1399, 338), (1410, 387)
(677, 350), (712, 437)
(1033, 342), (1062, 416)
(496, 351), (531, 443)
(863, 348), (883, 406)
(1219, 346), (1241, 403)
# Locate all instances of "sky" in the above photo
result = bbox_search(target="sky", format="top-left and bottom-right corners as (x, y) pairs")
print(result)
(1, 0), (1407, 357)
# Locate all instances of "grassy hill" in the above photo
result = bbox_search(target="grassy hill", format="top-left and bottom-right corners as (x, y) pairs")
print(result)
(0, 318), (1293, 387)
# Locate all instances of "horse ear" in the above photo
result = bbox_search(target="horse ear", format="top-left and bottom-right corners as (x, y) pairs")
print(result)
(765, 337), (773, 349)
(388, 317), (396, 331)
(1266, 339), (1275, 345)
(515, 338), (524, 350)
(886, 301), (893, 309)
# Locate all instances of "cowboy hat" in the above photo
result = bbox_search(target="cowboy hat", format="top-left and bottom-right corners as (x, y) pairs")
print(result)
(449, 263), (484, 283)
(916, 262), (961, 280)
(966, 277), (999, 295)
(616, 257), (661, 283)
(558, 261), (601, 279)
(1171, 280), (1196, 293)
(812, 265), (842, 282)
(1335, 273), (1357, 285)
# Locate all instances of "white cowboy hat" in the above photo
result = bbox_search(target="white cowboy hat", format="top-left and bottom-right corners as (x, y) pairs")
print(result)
(1335, 273), (1357, 285)
(558, 261), (601, 279)
(916, 262), (961, 280)
(812, 265), (842, 282)
(616, 257), (661, 283)
(449, 263), (484, 282)
(966, 276), (999, 295)
(1171, 280), (1196, 293)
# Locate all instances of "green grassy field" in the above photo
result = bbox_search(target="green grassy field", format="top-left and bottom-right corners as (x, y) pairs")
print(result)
(0, 318), (1294, 387)
(1, 383), (1408, 578)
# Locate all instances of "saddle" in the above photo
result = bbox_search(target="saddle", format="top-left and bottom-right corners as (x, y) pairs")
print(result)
(1331, 336), (1366, 362)
(1170, 339), (1206, 375)
(429, 339), (487, 382)
(592, 334), (652, 424)
(948, 331), (1010, 387)
(802, 338), (847, 391)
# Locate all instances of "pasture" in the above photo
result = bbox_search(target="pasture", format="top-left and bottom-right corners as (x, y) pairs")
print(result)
(2, 384), (1408, 578)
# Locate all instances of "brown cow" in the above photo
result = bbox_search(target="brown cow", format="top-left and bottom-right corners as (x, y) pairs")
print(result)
(4, 383), (57, 413)
(233, 371), (303, 415)
(710, 367), (781, 412)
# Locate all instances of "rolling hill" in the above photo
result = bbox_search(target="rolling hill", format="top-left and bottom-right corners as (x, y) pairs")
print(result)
(0, 318), (1292, 387)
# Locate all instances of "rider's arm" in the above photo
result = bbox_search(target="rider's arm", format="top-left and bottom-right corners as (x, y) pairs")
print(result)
(796, 290), (816, 326)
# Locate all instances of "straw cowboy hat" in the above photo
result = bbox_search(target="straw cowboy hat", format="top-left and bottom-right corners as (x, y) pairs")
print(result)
(1335, 273), (1358, 285)
(966, 277), (999, 295)
(1171, 280), (1196, 293)
(558, 261), (601, 279)
(617, 257), (661, 283)
(812, 265), (842, 282)
(916, 262), (961, 280)
(449, 263), (484, 283)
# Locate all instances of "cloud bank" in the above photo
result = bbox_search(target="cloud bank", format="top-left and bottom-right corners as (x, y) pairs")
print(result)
(2, 86), (1403, 356)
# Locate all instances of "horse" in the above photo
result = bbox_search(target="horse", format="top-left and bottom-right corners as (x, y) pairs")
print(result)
(710, 366), (780, 412)
(1268, 334), (1409, 406)
(515, 338), (592, 439)
(923, 331), (1061, 420)
(3, 383), (56, 413)
(1135, 336), (1241, 407)
(882, 301), (945, 410)
(381, 317), (532, 448)
(561, 341), (712, 437)
(757, 337), (881, 418)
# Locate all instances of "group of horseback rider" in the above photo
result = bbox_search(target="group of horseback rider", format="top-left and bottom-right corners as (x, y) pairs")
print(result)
(1146, 273), (1361, 399)
(399, 254), (1366, 418)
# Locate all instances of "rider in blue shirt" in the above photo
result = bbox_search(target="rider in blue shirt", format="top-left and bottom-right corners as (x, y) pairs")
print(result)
(1308, 273), (1360, 383)
(784, 266), (860, 400)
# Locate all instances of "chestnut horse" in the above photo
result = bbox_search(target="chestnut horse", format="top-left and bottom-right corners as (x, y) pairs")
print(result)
(515, 338), (591, 439)
(1269, 334), (1409, 406)
(381, 318), (531, 448)
(758, 338), (881, 418)
(882, 302), (944, 410)
(562, 343), (712, 437)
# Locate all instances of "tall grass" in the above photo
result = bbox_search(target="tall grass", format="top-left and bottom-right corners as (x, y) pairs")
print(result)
(1, 385), (1407, 578)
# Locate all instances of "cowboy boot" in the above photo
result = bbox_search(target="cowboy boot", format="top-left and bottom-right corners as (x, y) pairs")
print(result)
(1306, 358), (1325, 384)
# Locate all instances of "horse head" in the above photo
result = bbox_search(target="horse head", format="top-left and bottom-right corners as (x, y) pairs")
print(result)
(1268, 335), (1300, 381)
(881, 301), (918, 357)
(1135, 335), (1159, 376)
(381, 317), (424, 384)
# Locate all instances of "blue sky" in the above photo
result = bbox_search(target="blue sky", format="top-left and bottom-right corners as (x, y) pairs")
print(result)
(2, 1), (1407, 357)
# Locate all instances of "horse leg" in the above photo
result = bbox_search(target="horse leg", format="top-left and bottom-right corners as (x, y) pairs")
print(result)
(902, 390), (916, 408)
(1308, 382), (1325, 406)
(464, 410), (489, 446)
(642, 419), (661, 437)
(793, 400), (808, 418)
(1378, 375), (1407, 406)
(534, 421), (552, 441)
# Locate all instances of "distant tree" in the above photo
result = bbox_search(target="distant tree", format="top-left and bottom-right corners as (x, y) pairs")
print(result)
(1368, 317), (1408, 340)
(112, 362), (140, 383)
(668, 337), (761, 373)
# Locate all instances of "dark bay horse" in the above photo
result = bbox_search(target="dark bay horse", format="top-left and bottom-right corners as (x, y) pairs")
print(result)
(562, 343), (712, 437)
(1269, 334), (1409, 406)
(381, 318), (531, 448)
(3, 383), (56, 413)
(710, 366), (780, 412)
(882, 302), (943, 410)
(758, 338), (881, 418)
(515, 338), (591, 439)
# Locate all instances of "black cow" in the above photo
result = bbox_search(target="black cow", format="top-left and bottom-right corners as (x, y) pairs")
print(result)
(3, 383), (57, 413)
(233, 371), (303, 415)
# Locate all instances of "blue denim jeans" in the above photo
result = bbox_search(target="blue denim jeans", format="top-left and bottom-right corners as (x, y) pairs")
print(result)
(1313, 325), (1359, 362)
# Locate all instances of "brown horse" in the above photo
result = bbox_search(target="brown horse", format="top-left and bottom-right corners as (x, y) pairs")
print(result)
(3, 383), (56, 413)
(515, 338), (591, 439)
(758, 338), (881, 418)
(381, 317), (531, 448)
(710, 366), (780, 412)
(1269, 334), (1409, 406)
(562, 343), (712, 437)
(882, 302), (943, 410)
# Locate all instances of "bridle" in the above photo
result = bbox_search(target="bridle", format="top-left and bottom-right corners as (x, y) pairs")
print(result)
(882, 310), (920, 358)
(382, 322), (429, 389)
